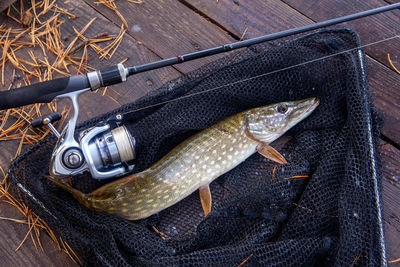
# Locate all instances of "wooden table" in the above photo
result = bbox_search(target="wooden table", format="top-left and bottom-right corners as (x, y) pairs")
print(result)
(0, 0), (399, 265)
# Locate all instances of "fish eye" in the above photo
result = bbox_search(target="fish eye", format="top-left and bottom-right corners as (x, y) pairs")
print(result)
(277, 104), (288, 114)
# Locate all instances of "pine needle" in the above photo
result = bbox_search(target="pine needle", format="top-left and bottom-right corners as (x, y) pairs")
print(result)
(238, 253), (253, 267)
(152, 226), (168, 239)
(271, 165), (277, 178)
(350, 251), (362, 267)
(15, 213), (40, 251)
(389, 258), (400, 264)
(60, 237), (82, 265)
(0, 216), (28, 224)
(239, 27), (248, 41)
(293, 203), (337, 218)
(387, 53), (400, 75)
(284, 175), (309, 180)
(95, 0), (128, 28)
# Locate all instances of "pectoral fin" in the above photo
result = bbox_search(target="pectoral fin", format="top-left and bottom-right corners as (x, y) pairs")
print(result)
(256, 143), (287, 164)
(199, 184), (212, 217)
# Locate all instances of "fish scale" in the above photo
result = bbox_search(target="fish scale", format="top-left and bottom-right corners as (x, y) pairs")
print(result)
(48, 98), (319, 220)
(109, 114), (259, 219)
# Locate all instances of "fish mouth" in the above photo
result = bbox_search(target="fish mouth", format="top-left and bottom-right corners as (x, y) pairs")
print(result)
(305, 97), (320, 115)
(289, 97), (319, 125)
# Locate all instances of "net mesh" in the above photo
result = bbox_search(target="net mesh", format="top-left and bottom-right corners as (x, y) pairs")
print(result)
(8, 29), (385, 266)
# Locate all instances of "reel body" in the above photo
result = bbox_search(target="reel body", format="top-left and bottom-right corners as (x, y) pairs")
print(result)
(50, 122), (135, 180)
(34, 86), (136, 180)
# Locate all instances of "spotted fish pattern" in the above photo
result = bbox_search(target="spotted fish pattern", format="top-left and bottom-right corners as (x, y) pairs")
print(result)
(48, 98), (319, 220)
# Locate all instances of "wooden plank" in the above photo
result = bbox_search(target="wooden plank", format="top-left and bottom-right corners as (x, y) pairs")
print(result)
(183, 0), (311, 39)
(0, 0), (183, 177)
(183, 0), (400, 144)
(281, 0), (400, 71)
(380, 142), (400, 263)
(368, 58), (400, 144)
(384, 0), (400, 71)
(0, 1), (181, 107)
(0, 203), (75, 266)
(0, 0), (16, 12)
(83, 0), (233, 73)
(55, 1), (181, 106)
(386, 0), (400, 3)
(0, 107), (77, 267)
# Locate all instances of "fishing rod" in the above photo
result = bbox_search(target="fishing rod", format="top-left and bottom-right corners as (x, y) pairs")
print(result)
(1, 3), (399, 110)
(0, 3), (398, 180)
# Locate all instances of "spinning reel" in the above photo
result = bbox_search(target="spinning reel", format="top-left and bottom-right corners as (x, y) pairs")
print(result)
(31, 65), (136, 180)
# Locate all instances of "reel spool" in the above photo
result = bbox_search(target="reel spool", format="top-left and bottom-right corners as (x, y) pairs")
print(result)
(81, 125), (136, 178)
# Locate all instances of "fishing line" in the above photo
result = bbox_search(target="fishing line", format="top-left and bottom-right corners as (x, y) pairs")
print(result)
(119, 33), (400, 116)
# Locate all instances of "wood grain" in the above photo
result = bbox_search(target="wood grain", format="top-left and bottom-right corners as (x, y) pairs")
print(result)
(0, 202), (74, 266)
(282, 0), (400, 71)
(386, 0), (400, 4)
(183, 0), (400, 144)
(166, 0), (400, 263)
(0, 0), (181, 106)
(380, 142), (400, 263)
(368, 58), (400, 144)
(0, 0), (16, 12)
(49, 0), (181, 106)
(183, 0), (311, 39)
(83, 0), (233, 73)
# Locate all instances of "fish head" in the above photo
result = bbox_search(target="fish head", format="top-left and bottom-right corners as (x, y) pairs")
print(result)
(245, 97), (319, 143)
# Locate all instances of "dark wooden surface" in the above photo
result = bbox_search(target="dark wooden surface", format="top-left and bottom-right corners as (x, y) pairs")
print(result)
(0, 0), (399, 265)
(0, 0), (16, 12)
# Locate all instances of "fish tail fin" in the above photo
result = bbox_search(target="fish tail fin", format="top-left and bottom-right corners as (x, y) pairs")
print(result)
(44, 175), (91, 208)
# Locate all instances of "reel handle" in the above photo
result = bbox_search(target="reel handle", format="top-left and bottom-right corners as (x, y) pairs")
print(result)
(31, 112), (62, 127)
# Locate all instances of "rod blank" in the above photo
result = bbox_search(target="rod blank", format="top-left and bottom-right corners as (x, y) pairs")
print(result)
(128, 3), (400, 75)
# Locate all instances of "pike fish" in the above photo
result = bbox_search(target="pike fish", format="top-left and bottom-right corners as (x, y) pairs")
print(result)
(48, 98), (319, 220)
